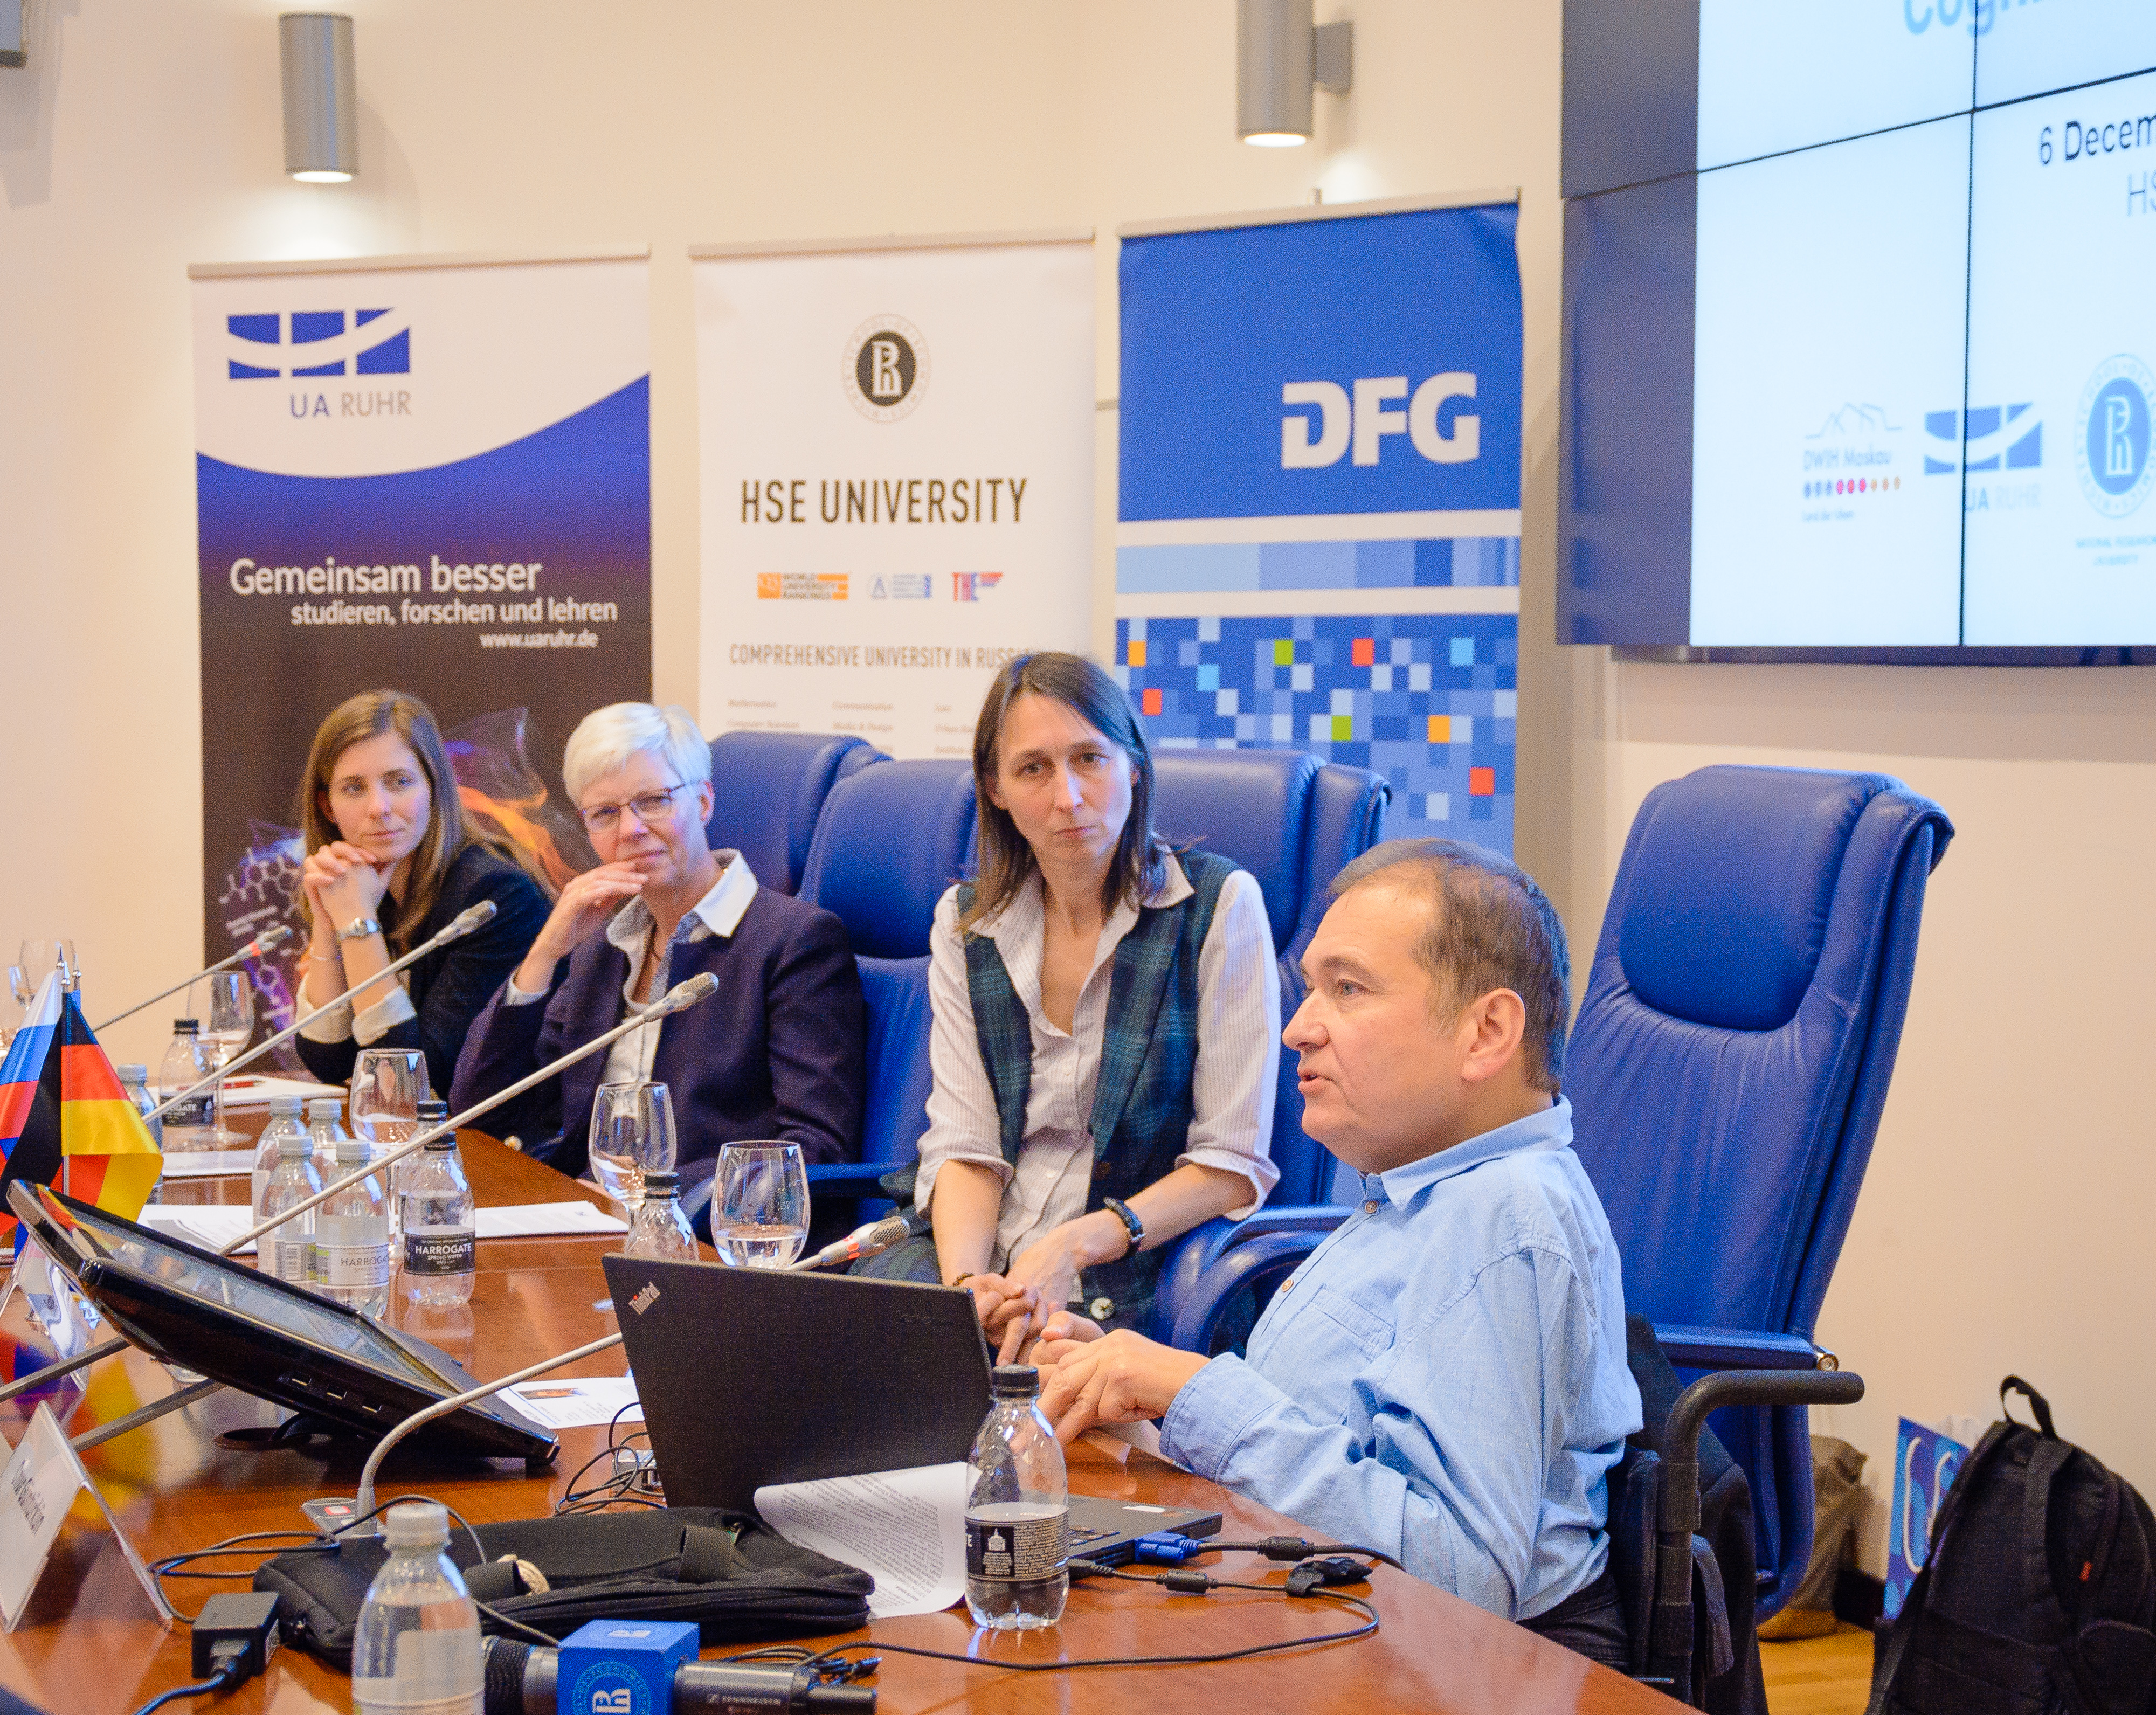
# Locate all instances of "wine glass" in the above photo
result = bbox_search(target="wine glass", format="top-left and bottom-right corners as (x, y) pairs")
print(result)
(16, 939), (77, 1012)
(587, 1082), (678, 1213)
(711, 1142), (809, 1269)
(352, 1047), (427, 1240)
(203, 971), (256, 1145)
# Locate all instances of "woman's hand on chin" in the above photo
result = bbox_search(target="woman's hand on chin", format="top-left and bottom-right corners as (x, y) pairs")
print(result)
(305, 841), (388, 925)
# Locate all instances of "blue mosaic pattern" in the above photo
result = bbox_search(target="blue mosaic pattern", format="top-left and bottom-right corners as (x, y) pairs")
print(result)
(1117, 535), (1520, 594)
(1116, 613), (1516, 854)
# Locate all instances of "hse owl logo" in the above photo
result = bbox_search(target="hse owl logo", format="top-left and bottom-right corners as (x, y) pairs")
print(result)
(842, 314), (929, 422)
(2076, 355), (2154, 519)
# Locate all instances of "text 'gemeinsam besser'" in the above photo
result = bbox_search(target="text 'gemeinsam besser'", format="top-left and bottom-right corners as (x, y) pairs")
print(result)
(227, 552), (545, 596)
(741, 477), (1029, 525)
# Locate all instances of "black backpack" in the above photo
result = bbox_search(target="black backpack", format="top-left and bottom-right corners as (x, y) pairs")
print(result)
(1869, 1377), (2156, 1715)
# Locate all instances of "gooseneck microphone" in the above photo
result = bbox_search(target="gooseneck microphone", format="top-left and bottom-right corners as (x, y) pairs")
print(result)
(142, 899), (501, 1125)
(92, 924), (295, 1033)
(481, 1637), (875, 1714)
(785, 1208), (929, 1272)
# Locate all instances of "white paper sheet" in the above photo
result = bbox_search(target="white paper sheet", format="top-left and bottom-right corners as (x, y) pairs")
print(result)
(140, 1199), (626, 1256)
(501, 1374), (644, 1430)
(753, 1462), (969, 1619)
(155, 1149), (258, 1180)
(213, 1075), (342, 1111)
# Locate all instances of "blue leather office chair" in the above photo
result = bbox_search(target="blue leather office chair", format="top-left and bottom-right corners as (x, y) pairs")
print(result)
(1155, 763), (1953, 1641)
(1566, 765), (1952, 1622)
(704, 732), (887, 896)
(1144, 751), (1388, 1338)
(795, 760), (978, 1216)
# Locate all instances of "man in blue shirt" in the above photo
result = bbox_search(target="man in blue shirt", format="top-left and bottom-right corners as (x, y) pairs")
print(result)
(1038, 839), (1641, 1663)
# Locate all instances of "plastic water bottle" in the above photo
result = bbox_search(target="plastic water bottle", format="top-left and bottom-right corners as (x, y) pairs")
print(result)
(116, 1064), (161, 1149)
(307, 1096), (348, 1179)
(256, 1127), (322, 1288)
(157, 1020), (214, 1151)
(401, 1135), (475, 1306)
(624, 1168), (698, 1261)
(251, 1094), (308, 1217)
(351, 1501), (482, 1715)
(316, 1131), (391, 1316)
(964, 1363), (1069, 1630)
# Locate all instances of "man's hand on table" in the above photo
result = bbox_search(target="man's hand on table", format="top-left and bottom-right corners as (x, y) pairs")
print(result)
(1036, 1326), (1211, 1445)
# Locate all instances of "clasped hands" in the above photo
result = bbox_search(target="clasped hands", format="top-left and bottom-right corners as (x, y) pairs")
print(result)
(301, 841), (392, 937)
(1028, 1315), (1211, 1447)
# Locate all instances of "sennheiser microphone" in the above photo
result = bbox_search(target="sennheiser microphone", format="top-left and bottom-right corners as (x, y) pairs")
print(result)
(481, 1637), (875, 1714)
(142, 898), (500, 1124)
(787, 1206), (928, 1271)
(92, 924), (295, 1033)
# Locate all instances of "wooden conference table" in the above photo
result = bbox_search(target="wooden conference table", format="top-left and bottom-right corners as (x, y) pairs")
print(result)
(0, 1131), (1675, 1715)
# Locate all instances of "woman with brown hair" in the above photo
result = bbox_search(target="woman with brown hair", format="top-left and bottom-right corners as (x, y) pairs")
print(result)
(293, 689), (551, 1096)
(858, 652), (1282, 1358)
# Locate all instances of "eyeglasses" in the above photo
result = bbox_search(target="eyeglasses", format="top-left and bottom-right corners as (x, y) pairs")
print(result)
(580, 781), (693, 836)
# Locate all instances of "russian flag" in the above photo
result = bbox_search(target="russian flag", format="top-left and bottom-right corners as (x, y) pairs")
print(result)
(0, 971), (162, 1243)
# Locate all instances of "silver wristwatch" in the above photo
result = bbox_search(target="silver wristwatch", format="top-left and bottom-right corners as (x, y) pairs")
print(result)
(336, 915), (382, 943)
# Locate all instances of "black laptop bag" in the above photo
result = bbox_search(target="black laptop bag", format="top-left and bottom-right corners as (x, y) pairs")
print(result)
(257, 1506), (873, 1669)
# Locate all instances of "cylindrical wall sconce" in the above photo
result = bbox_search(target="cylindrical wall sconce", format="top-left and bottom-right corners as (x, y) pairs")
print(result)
(280, 13), (356, 182)
(1238, 0), (1352, 147)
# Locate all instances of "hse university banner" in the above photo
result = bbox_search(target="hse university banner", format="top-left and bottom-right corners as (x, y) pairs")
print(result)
(693, 232), (1094, 756)
(190, 249), (651, 1038)
(1116, 195), (1523, 852)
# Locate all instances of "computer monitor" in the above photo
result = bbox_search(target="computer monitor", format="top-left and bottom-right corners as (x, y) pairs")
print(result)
(9, 1181), (555, 1463)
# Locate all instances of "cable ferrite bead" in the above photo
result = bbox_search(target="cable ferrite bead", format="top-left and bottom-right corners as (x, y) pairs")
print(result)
(1161, 1568), (1216, 1595)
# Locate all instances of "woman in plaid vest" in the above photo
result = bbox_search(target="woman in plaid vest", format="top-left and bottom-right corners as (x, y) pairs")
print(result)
(857, 652), (1281, 1359)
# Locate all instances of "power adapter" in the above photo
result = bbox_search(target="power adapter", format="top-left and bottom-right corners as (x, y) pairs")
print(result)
(191, 1590), (282, 1683)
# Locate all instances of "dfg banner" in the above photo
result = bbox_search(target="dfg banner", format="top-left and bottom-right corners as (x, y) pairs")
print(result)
(1115, 195), (1523, 852)
(190, 249), (651, 1038)
(693, 232), (1094, 757)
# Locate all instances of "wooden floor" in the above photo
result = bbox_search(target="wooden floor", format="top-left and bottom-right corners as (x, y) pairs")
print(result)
(1760, 1623), (1875, 1715)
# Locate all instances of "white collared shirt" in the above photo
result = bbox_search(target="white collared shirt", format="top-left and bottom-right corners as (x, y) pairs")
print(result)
(504, 852), (758, 1088)
(915, 854), (1281, 1273)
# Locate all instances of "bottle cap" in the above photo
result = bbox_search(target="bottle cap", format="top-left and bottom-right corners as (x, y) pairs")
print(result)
(642, 1170), (680, 1195)
(116, 1064), (147, 1082)
(991, 1364), (1041, 1399)
(268, 1094), (304, 1116)
(335, 1134), (369, 1162)
(173, 1019), (199, 1033)
(307, 1098), (342, 1121)
(278, 1129), (312, 1158)
(425, 1134), (456, 1152)
(381, 1500), (450, 1549)
(417, 1099), (450, 1120)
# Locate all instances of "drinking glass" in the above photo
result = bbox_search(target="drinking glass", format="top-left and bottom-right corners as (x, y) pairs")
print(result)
(351, 1047), (427, 1239)
(588, 1082), (678, 1213)
(16, 939), (77, 1008)
(203, 971), (257, 1145)
(711, 1142), (809, 1269)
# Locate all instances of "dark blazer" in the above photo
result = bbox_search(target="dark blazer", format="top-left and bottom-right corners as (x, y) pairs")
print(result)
(448, 887), (866, 1186)
(294, 842), (550, 1099)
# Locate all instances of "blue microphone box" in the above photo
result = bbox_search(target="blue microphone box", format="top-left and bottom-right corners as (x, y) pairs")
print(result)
(556, 1617), (700, 1715)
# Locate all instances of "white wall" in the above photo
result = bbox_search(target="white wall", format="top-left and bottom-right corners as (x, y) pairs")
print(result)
(1, 0), (2146, 1551)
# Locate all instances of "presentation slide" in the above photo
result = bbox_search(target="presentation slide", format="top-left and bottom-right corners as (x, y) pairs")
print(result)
(1962, 68), (2156, 644)
(1696, 0), (1972, 171)
(1690, 118), (1970, 646)
(1974, 0), (2156, 109)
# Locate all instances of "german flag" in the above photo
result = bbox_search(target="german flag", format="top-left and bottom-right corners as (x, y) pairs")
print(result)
(0, 971), (162, 1243)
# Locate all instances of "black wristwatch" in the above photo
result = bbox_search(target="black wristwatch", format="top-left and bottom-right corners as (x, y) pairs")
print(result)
(1100, 1196), (1144, 1256)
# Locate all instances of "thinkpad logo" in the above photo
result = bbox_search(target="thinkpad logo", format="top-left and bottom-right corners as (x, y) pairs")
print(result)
(628, 1282), (660, 1315)
(842, 314), (929, 422)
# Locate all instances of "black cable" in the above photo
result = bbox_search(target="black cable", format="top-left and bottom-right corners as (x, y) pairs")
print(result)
(1199, 1536), (1407, 1573)
(127, 1664), (237, 1715)
(473, 1596), (557, 1648)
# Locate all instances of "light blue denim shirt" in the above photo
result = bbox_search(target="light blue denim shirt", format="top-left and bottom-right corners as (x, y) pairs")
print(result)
(1157, 1096), (1641, 1621)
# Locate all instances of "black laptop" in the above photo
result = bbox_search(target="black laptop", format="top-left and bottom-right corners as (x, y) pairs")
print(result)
(602, 1254), (1220, 1568)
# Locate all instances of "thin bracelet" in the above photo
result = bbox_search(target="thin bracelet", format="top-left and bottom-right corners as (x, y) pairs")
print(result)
(949, 1273), (975, 1289)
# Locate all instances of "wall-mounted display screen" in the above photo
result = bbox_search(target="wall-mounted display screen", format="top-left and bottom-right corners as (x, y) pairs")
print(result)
(1560, 0), (2156, 655)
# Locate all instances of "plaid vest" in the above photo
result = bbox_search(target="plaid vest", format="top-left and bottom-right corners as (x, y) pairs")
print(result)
(957, 849), (1240, 1323)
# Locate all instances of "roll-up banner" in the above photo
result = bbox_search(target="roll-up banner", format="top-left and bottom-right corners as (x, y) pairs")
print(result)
(693, 231), (1095, 757)
(190, 248), (651, 1039)
(1115, 193), (1523, 852)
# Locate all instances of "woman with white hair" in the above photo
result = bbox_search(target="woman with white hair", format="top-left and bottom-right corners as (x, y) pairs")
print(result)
(450, 702), (867, 1187)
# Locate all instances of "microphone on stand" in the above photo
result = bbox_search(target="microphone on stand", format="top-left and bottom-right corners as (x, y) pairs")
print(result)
(92, 924), (295, 1033)
(0, 969), (724, 1411)
(142, 900), (500, 1126)
(785, 1208), (928, 1272)
(479, 1636), (874, 1714)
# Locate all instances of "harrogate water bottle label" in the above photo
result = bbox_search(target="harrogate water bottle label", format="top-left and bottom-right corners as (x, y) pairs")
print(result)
(318, 1240), (392, 1289)
(965, 1509), (1068, 1583)
(403, 1227), (475, 1276)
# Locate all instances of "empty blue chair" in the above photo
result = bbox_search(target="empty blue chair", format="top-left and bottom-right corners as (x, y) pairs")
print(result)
(704, 732), (886, 896)
(795, 760), (978, 1214)
(1565, 765), (1952, 1620)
